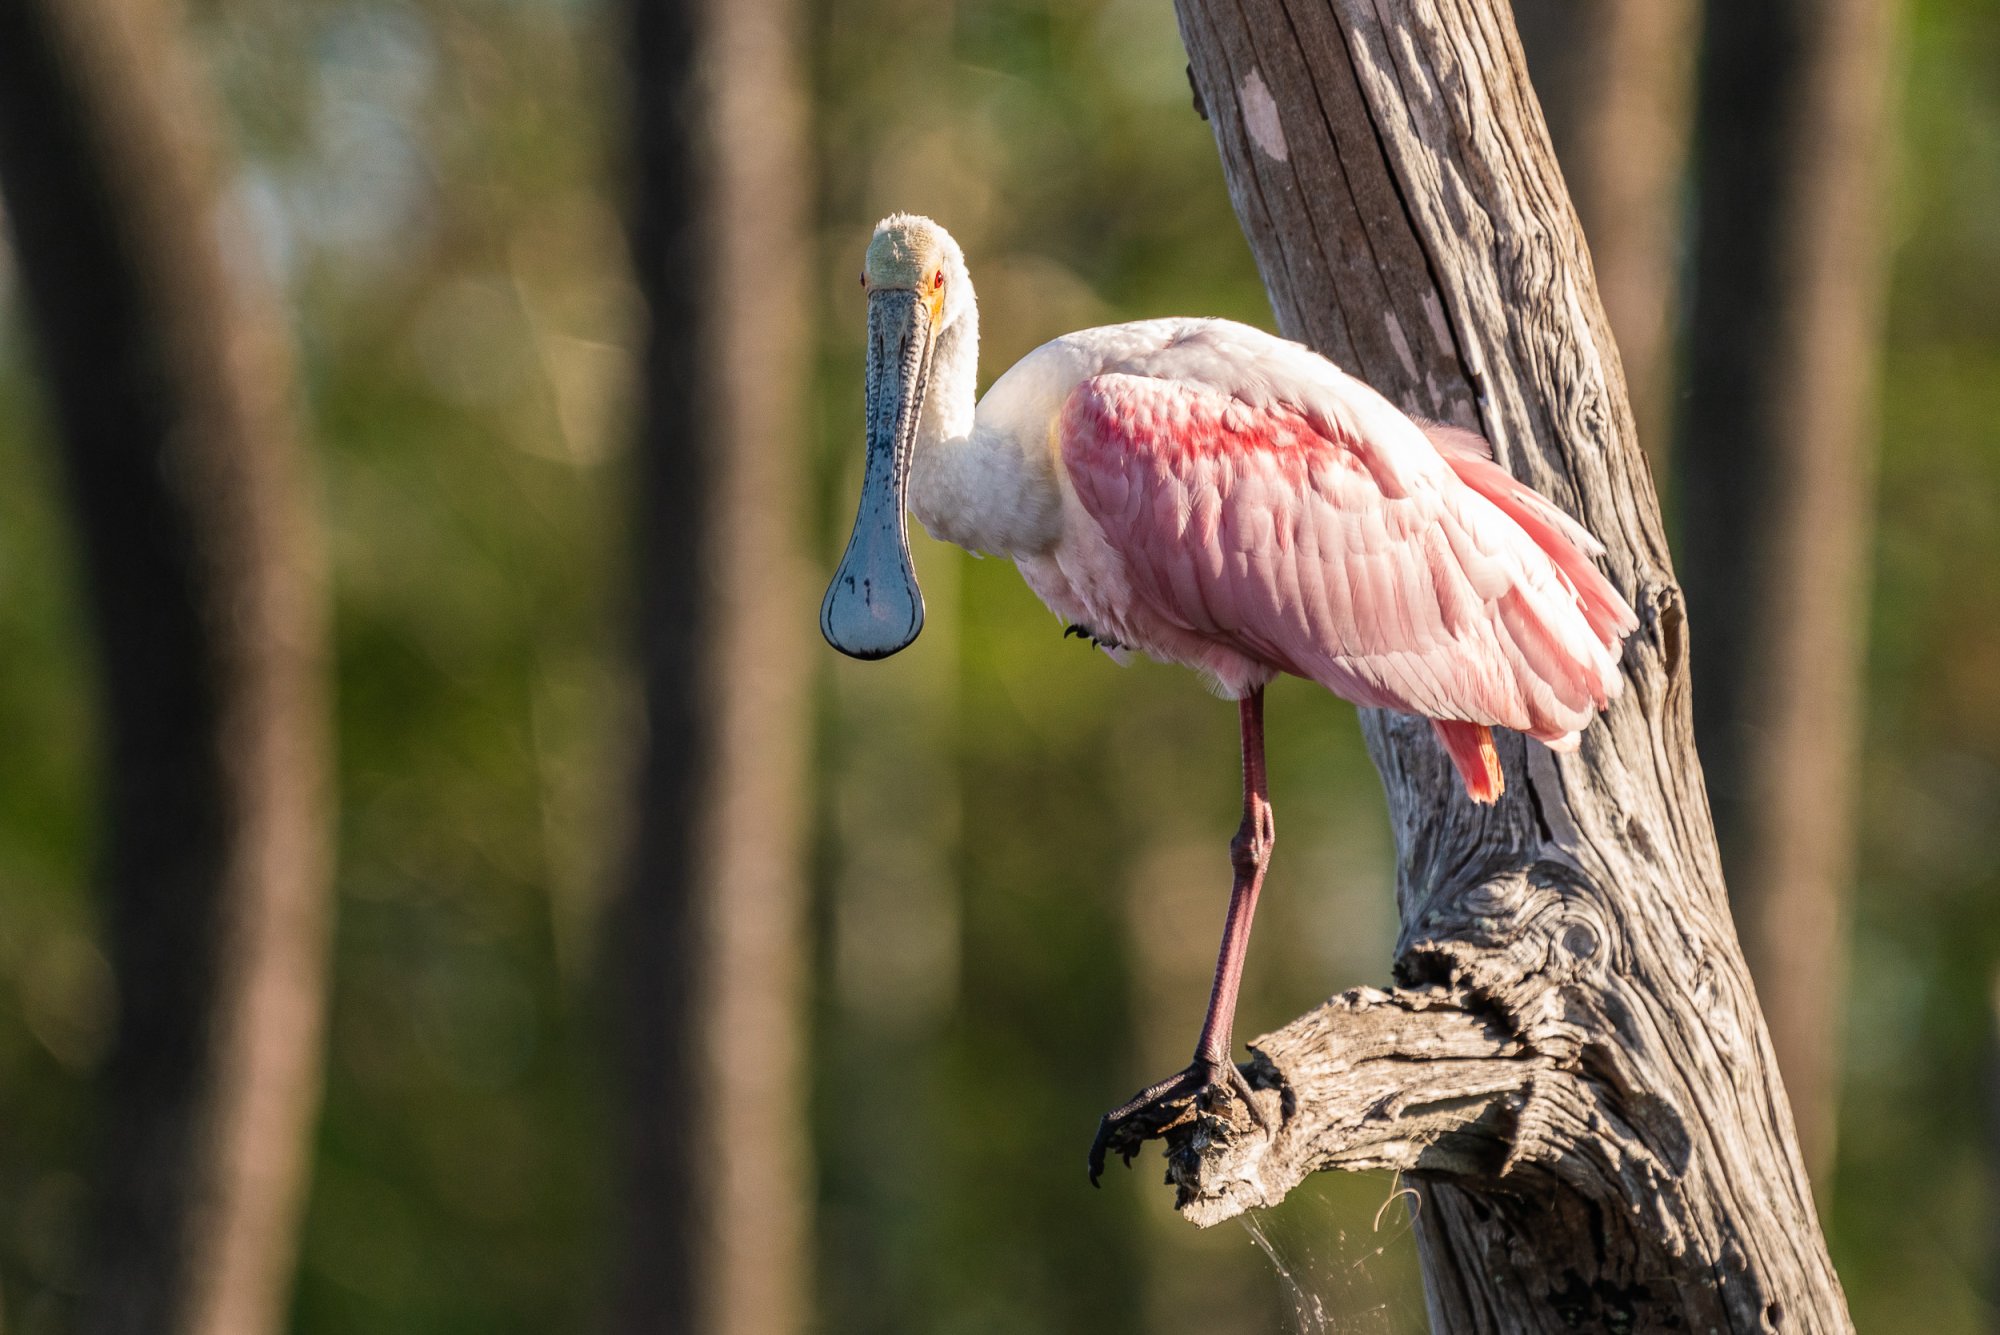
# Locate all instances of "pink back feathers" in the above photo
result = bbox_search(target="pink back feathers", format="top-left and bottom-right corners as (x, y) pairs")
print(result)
(1059, 365), (1635, 803)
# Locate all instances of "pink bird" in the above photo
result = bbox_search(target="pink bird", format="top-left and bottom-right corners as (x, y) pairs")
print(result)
(822, 215), (1637, 1181)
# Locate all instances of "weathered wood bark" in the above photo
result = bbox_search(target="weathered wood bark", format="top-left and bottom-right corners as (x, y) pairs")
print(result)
(607, 0), (813, 1330)
(1678, 0), (1895, 1185)
(1511, 0), (1698, 469)
(1147, 2), (1850, 1328)
(0, 1), (332, 1332)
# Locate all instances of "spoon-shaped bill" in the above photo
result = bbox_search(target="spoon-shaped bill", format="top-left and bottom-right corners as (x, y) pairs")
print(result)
(821, 287), (934, 659)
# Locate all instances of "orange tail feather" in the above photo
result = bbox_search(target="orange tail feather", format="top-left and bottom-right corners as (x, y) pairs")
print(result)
(1432, 720), (1503, 804)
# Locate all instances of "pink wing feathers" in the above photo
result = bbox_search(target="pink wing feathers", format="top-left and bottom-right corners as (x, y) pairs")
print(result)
(1415, 417), (1636, 647)
(1058, 363), (1634, 803)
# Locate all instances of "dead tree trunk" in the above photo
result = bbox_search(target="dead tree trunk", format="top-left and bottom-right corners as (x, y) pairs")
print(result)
(1511, 0), (1699, 470)
(1677, 0), (1895, 1186)
(607, 0), (814, 1330)
(0, 1), (332, 1332)
(1155, 2), (1850, 1328)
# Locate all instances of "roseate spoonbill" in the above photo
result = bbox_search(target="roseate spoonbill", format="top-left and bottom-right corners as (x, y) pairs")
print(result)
(822, 214), (1636, 1183)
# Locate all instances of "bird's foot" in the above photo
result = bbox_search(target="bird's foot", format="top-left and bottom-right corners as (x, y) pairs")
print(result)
(1087, 1056), (1271, 1186)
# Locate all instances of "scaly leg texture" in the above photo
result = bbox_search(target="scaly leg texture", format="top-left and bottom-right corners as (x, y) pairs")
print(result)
(1090, 688), (1275, 1183)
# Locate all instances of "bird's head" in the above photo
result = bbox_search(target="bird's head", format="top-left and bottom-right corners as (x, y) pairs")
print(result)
(861, 213), (973, 334)
(822, 214), (970, 660)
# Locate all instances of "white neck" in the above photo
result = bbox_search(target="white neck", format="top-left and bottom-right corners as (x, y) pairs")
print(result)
(908, 283), (1066, 558)
(920, 294), (980, 450)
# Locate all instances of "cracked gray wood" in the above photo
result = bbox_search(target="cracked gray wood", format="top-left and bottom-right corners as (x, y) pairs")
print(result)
(1512, 0), (1698, 472)
(1156, 1), (1852, 1329)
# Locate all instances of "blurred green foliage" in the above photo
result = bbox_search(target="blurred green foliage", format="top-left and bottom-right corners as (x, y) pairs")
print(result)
(1834, 1), (2000, 1329)
(0, 0), (1992, 1331)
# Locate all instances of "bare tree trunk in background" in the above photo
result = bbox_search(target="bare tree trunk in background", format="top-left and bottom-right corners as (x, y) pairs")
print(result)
(1140, 1), (1853, 1327)
(0, 1), (332, 1332)
(1678, 0), (1896, 1186)
(608, 0), (813, 1329)
(1511, 0), (1698, 470)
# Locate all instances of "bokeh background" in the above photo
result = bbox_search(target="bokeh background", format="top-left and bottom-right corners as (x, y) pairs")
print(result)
(0, 0), (1994, 1331)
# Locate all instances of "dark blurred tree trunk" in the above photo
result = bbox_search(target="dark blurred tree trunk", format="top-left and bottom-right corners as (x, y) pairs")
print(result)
(1511, 0), (1698, 470)
(0, 1), (332, 1332)
(608, 0), (813, 1329)
(1157, 0), (1850, 1326)
(1678, 0), (1896, 1186)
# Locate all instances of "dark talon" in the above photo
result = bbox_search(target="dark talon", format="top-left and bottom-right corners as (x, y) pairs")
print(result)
(1063, 622), (1130, 651)
(1086, 1057), (1270, 1186)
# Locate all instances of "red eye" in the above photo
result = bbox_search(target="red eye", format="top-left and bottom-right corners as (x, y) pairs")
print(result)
(932, 270), (945, 290)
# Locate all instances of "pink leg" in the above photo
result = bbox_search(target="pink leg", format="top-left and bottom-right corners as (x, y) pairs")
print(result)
(1090, 687), (1276, 1184)
(1194, 687), (1275, 1066)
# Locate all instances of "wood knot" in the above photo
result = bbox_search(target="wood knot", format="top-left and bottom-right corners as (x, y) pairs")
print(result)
(1644, 580), (1688, 677)
(1186, 63), (1208, 121)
